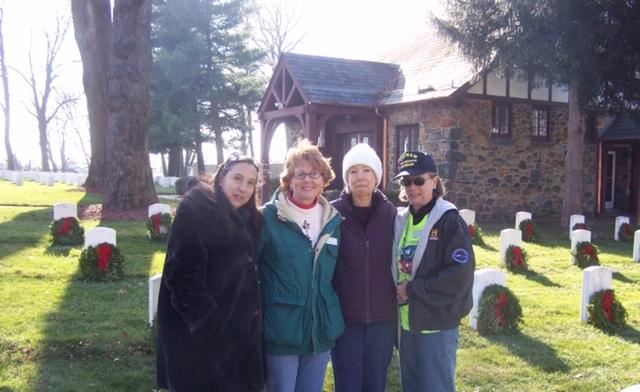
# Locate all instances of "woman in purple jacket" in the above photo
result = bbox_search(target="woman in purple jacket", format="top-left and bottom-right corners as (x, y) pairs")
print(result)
(331, 143), (397, 392)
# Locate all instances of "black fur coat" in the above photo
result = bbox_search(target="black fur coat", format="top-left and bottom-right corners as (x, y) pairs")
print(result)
(156, 186), (263, 391)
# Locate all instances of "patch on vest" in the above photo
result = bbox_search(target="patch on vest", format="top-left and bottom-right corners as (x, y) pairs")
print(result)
(451, 248), (470, 264)
(429, 229), (439, 240)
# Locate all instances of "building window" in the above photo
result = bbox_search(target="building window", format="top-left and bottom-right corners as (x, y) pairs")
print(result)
(531, 107), (550, 140)
(397, 124), (419, 155)
(491, 103), (511, 137)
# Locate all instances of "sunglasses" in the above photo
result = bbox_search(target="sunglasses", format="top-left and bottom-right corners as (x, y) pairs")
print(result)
(400, 176), (427, 187)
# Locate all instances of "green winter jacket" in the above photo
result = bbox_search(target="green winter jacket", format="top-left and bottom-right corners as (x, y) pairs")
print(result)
(258, 191), (344, 355)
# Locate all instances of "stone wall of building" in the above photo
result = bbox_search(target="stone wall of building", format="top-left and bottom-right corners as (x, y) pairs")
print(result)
(385, 98), (597, 221)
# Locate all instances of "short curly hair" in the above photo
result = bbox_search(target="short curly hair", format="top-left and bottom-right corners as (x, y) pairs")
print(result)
(279, 139), (335, 192)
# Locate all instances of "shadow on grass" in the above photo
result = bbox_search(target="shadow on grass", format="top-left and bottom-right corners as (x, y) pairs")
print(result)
(0, 207), (50, 261)
(521, 269), (562, 287)
(485, 332), (570, 373)
(45, 244), (75, 257)
(618, 326), (640, 345)
(613, 271), (637, 284)
(475, 242), (498, 251)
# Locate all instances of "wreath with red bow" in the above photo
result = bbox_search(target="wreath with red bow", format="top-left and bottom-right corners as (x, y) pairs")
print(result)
(477, 284), (523, 335)
(78, 242), (125, 281)
(50, 217), (84, 246)
(504, 245), (528, 273)
(468, 223), (485, 245)
(618, 222), (634, 242)
(587, 289), (627, 334)
(519, 219), (539, 242)
(146, 212), (173, 241)
(572, 241), (599, 269)
(572, 222), (589, 231)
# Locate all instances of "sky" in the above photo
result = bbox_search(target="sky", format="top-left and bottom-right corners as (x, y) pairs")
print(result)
(0, 0), (441, 172)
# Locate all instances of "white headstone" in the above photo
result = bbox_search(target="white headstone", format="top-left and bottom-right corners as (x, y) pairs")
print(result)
(515, 211), (532, 229)
(620, 385), (640, 392)
(633, 230), (640, 263)
(53, 203), (78, 220)
(459, 209), (476, 227)
(149, 273), (162, 326)
(14, 172), (23, 186)
(148, 203), (172, 218)
(84, 227), (117, 248)
(500, 229), (522, 265)
(47, 173), (55, 186)
(470, 268), (507, 330)
(569, 214), (585, 236)
(615, 216), (630, 241)
(571, 229), (591, 252)
(580, 266), (612, 322)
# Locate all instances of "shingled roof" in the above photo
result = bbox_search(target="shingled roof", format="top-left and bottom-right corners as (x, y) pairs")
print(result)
(601, 116), (640, 141)
(281, 52), (399, 107)
(276, 31), (477, 109)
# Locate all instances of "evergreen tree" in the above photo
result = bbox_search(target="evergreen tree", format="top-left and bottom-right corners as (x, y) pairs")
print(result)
(433, 0), (640, 225)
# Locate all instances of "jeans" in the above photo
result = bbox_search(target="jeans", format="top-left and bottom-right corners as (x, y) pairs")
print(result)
(331, 320), (396, 392)
(265, 351), (330, 392)
(399, 327), (459, 392)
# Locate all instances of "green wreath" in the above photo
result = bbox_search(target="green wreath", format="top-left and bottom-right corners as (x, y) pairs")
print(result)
(50, 217), (84, 246)
(78, 242), (125, 281)
(572, 241), (599, 269)
(618, 223), (634, 242)
(587, 289), (627, 334)
(477, 284), (523, 335)
(519, 219), (539, 243)
(572, 222), (589, 231)
(146, 212), (173, 241)
(504, 245), (528, 273)
(469, 223), (485, 245)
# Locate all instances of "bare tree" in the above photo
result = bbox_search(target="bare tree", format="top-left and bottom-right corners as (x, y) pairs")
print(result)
(0, 7), (16, 170)
(252, 0), (307, 70)
(15, 16), (77, 171)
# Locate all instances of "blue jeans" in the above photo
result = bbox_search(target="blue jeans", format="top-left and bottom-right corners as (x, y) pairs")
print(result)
(400, 327), (459, 392)
(265, 351), (330, 392)
(331, 320), (396, 392)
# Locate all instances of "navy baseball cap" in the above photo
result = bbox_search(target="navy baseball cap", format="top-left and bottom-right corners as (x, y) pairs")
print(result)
(393, 151), (437, 181)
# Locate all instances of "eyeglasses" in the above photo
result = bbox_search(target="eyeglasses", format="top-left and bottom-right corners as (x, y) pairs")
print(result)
(400, 176), (427, 187)
(293, 170), (322, 180)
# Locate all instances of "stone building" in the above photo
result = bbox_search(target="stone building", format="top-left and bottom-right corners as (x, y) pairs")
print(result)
(258, 33), (638, 221)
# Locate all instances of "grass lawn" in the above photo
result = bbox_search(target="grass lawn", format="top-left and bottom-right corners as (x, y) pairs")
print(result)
(0, 180), (639, 391)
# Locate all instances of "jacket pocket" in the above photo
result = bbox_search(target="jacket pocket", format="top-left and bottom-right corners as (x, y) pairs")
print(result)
(264, 295), (306, 347)
(318, 290), (345, 346)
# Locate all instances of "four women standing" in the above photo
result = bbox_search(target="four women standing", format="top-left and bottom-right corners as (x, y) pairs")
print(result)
(156, 141), (474, 392)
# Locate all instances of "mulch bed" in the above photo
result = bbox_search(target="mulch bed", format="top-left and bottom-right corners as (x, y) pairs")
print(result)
(79, 204), (149, 221)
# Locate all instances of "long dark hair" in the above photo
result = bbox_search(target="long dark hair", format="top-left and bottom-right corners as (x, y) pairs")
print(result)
(186, 153), (263, 238)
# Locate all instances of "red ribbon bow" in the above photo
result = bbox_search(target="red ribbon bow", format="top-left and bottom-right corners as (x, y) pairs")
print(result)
(602, 290), (615, 322)
(495, 292), (509, 327)
(151, 214), (161, 233)
(96, 243), (113, 272)
(512, 246), (525, 268)
(58, 217), (75, 235)
(469, 225), (476, 239)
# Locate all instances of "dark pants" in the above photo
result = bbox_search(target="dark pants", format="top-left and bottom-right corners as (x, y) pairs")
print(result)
(331, 320), (396, 392)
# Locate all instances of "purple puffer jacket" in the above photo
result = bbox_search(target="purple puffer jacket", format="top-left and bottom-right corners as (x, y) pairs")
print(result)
(331, 190), (397, 323)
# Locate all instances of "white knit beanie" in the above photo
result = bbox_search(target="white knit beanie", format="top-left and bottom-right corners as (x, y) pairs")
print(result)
(342, 143), (383, 187)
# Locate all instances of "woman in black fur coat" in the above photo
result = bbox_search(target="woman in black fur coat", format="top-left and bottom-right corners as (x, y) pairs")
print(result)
(156, 154), (264, 391)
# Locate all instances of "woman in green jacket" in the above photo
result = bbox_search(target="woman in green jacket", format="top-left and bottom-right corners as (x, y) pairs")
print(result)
(259, 139), (344, 392)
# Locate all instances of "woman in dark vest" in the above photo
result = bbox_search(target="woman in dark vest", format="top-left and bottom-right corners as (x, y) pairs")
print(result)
(156, 154), (264, 392)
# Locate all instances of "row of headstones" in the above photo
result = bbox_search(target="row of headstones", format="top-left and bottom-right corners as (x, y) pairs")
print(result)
(53, 203), (118, 247)
(460, 209), (640, 263)
(55, 202), (171, 224)
(154, 176), (180, 188)
(470, 266), (617, 329)
(1, 170), (86, 187)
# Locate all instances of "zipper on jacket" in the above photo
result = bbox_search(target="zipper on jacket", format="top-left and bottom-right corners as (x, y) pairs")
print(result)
(365, 239), (371, 323)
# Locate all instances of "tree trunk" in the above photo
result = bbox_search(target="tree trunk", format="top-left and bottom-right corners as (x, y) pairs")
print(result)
(214, 127), (225, 165)
(167, 145), (183, 177)
(195, 127), (205, 174)
(247, 108), (255, 158)
(71, 0), (111, 189)
(0, 10), (15, 170)
(161, 151), (167, 176)
(103, 0), (157, 210)
(560, 80), (585, 226)
(38, 118), (50, 171)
